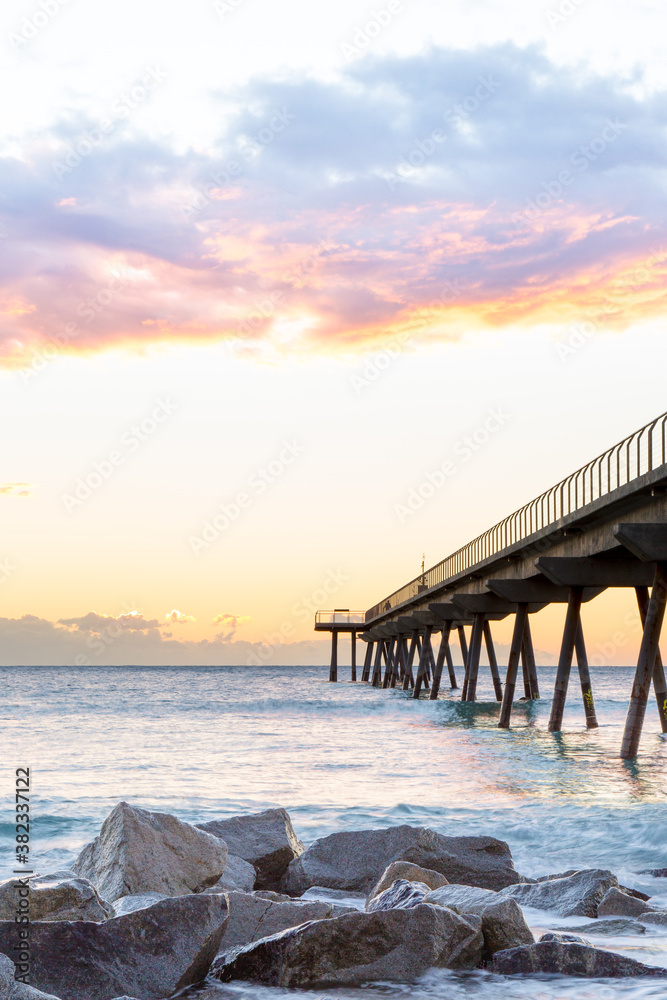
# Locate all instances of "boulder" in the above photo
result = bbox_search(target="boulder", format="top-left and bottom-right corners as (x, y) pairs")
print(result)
(425, 885), (533, 956)
(540, 931), (590, 945)
(499, 868), (618, 918)
(217, 891), (341, 954)
(640, 868), (667, 878)
(640, 911), (667, 927)
(215, 904), (484, 986)
(597, 887), (654, 918)
(569, 919), (647, 936)
(197, 809), (303, 890)
(252, 890), (292, 902)
(72, 802), (228, 900)
(112, 893), (168, 917)
(205, 855), (256, 894)
(282, 825), (523, 896)
(489, 940), (667, 977)
(0, 953), (61, 999)
(366, 880), (430, 912)
(0, 872), (113, 923)
(0, 893), (228, 1000)
(367, 861), (449, 903)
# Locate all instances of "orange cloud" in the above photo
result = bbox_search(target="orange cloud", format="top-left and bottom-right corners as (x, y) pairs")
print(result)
(165, 609), (196, 624)
(0, 483), (32, 497)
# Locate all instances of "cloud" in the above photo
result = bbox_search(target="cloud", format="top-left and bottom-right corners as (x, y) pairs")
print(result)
(0, 613), (328, 666)
(212, 612), (251, 643)
(58, 611), (162, 632)
(2, 43), (667, 369)
(0, 483), (31, 497)
(165, 609), (196, 624)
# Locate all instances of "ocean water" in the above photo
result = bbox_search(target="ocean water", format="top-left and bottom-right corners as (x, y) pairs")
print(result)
(2, 663), (667, 999)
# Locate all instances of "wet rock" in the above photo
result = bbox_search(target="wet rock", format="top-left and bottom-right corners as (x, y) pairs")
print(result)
(569, 919), (646, 936)
(366, 879), (429, 912)
(489, 940), (667, 977)
(205, 855), (256, 894)
(283, 825), (524, 896)
(0, 872), (113, 923)
(639, 868), (667, 878)
(0, 953), (61, 999)
(215, 904), (484, 986)
(424, 884), (498, 912)
(112, 892), (168, 916)
(0, 893), (228, 1000)
(621, 885), (651, 901)
(597, 887), (654, 918)
(540, 931), (591, 945)
(499, 868), (618, 918)
(252, 890), (292, 902)
(197, 809), (303, 890)
(640, 911), (667, 927)
(367, 861), (449, 903)
(72, 802), (228, 900)
(535, 870), (579, 881)
(218, 891), (340, 953)
(425, 885), (533, 956)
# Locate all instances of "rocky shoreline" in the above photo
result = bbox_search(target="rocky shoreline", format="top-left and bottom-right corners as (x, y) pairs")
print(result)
(1, 801), (667, 999)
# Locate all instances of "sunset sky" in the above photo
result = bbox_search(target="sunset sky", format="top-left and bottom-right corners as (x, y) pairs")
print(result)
(2, 0), (667, 666)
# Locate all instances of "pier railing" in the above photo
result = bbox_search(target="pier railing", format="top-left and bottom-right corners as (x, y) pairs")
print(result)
(316, 611), (366, 625)
(366, 411), (667, 622)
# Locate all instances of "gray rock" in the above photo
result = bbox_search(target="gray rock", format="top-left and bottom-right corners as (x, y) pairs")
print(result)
(535, 870), (579, 881)
(283, 825), (523, 896)
(499, 868), (619, 918)
(252, 890), (292, 902)
(597, 887), (654, 918)
(0, 953), (61, 999)
(366, 879), (430, 912)
(367, 861), (449, 903)
(112, 892), (168, 916)
(540, 931), (591, 945)
(569, 919), (647, 936)
(197, 809), (303, 890)
(0, 893), (228, 1000)
(72, 801), (228, 900)
(489, 940), (667, 977)
(217, 891), (338, 954)
(205, 855), (256, 894)
(0, 872), (113, 923)
(424, 885), (533, 956)
(425, 884), (499, 913)
(640, 911), (667, 927)
(215, 904), (484, 986)
(640, 868), (667, 878)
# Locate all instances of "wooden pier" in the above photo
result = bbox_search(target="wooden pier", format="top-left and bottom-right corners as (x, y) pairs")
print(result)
(315, 412), (667, 758)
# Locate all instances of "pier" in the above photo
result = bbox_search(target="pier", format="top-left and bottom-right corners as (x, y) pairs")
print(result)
(315, 412), (667, 758)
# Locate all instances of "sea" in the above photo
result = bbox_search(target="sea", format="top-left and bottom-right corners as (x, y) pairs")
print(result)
(2, 662), (667, 999)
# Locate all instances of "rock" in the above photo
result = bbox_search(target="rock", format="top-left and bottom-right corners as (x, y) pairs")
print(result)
(367, 861), (449, 903)
(72, 802), (228, 900)
(569, 919), (647, 936)
(0, 953), (61, 999)
(640, 868), (667, 878)
(424, 885), (533, 956)
(540, 931), (591, 945)
(424, 884), (499, 912)
(112, 893), (168, 916)
(217, 891), (340, 954)
(366, 879), (430, 912)
(283, 825), (524, 896)
(0, 872), (113, 923)
(0, 893), (228, 1000)
(252, 890), (292, 902)
(499, 868), (619, 918)
(640, 911), (667, 927)
(205, 855), (256, 894)
(597, 887), (654, 918)
(535, 870), (579, 881)
(197, 809), (303, 890)
(489, 940), (667, 977)
(621, 885), (651, 901)
(215, 904), (484, 986)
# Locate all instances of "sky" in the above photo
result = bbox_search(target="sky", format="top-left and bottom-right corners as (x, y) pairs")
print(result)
(1, 0), (667, 666)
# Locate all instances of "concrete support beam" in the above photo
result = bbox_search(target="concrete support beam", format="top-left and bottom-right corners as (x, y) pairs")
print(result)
(430, 623), (453, 699)
(463, 613), (485, 701)
(622, 562), (667, 758)
(521, 617), (539, 699)
(361, 639), (374, 682)
(498, 604), (529, 728)
(329, 631), (338, 683)
(636, 586), (667, 733)
(614, 524), (667, 563)
(548, 588), (583, 732)
(452, 594), (513, 619)
(537, 555), (653, 588)
(351, 631), (357, 682)
(483, 620), (503, 701)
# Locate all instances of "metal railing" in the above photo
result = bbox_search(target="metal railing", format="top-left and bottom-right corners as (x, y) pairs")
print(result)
(366, 411), (667, 621)
(316, 611), (366, 625)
